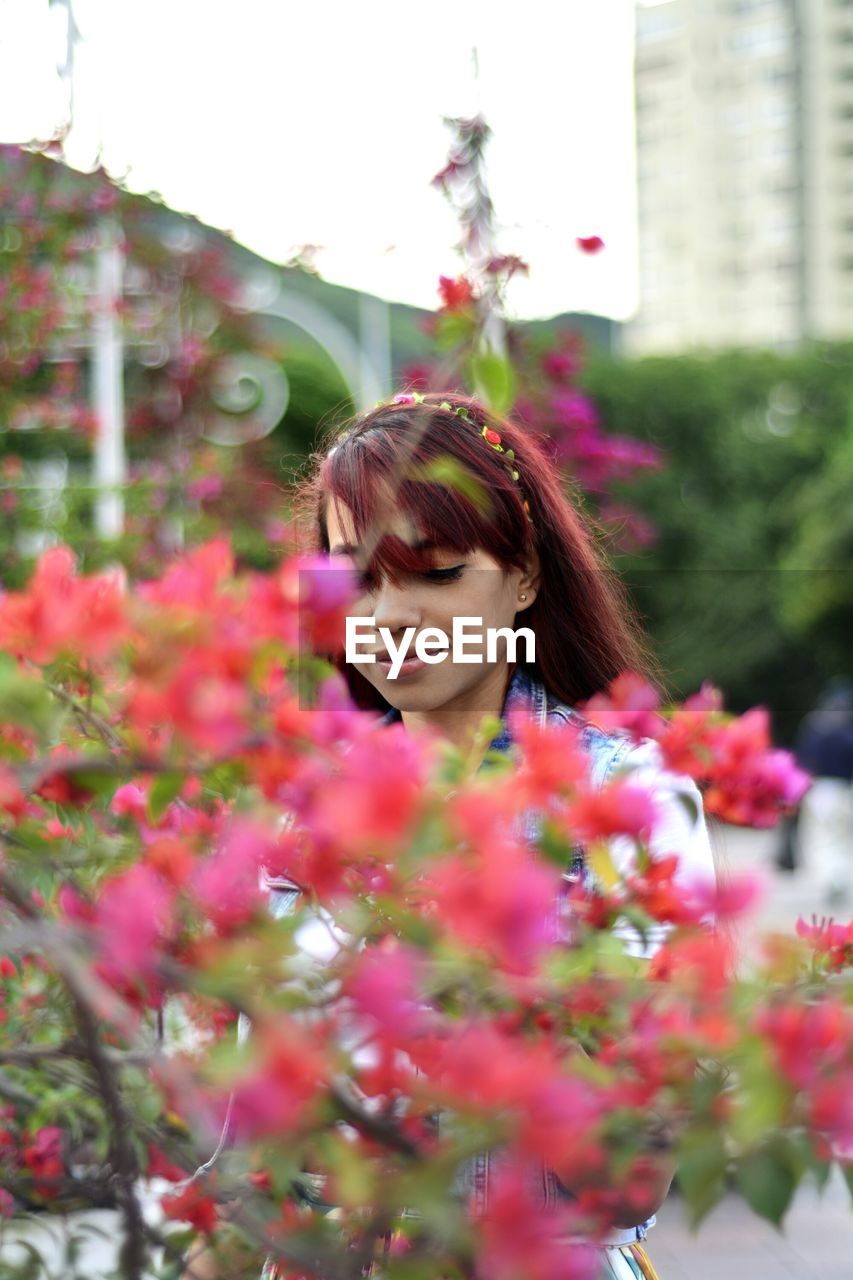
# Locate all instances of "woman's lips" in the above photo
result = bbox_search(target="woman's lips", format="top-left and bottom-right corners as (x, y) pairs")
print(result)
(375, 654), (428, 678)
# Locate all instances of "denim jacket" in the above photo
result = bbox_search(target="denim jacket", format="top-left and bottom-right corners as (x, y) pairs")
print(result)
(262, 666), (711, 1246)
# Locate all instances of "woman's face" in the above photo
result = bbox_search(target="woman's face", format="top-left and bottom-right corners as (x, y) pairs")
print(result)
(325, 498), (538, 715)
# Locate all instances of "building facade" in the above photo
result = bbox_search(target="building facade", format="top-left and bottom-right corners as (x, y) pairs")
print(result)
(627, 0), (853, 354)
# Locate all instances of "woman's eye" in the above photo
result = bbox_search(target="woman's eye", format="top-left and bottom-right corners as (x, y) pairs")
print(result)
(357, 565), (465, 590)
(421, 565), (465, 583)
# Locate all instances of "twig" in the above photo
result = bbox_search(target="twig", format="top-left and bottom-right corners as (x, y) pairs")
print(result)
(43, 678), (125, 751)
(329, 1082), (421, 1160)
(0, 862), (146, 1277)
(0, 1068), (37, 1108)
(63, 963), (148, 1280)
(0, 1042), (153, 1067)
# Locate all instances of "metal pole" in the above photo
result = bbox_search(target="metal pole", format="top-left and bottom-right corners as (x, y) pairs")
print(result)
(92, 218), (126, 539)
(357, 292), (392, 407)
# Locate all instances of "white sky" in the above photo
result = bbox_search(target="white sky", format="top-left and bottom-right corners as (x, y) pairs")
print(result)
(0, 0), (640, 321)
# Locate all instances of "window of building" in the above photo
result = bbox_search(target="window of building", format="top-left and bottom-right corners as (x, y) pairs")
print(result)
(637, 8), (683, 44)
(729, 0), (781, 12)
(729, 24), (792, 57)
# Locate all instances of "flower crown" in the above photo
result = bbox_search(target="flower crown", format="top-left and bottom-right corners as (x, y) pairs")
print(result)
(384, 392), (533, 525)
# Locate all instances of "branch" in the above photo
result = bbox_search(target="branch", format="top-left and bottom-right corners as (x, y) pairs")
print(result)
(0, 861), (147, 1277)
(0, 1042), (153, 1067)
(329, 1082), (421, 1160)
(63, 963), (148, 1280)
(43, 678), (125, 751)
(0, 1067), (37, 1108)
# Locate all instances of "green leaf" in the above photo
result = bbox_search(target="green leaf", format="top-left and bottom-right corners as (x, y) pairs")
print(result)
(434, 310), (476, 353)
(470, 352), (516, 416)
(148, 772), (184, 822)
(61, 766), (120, 801)
(736, 1144), (797, 1226)
(676, 1128), (729, 1227)
(535, 820), (578, 869)
(674, 789), (700, 825)
(406, 456), (493, 514)
(0, 661), (59, 742)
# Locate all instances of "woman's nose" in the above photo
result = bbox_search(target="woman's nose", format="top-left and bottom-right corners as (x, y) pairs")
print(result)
(371, 578), (422, 635)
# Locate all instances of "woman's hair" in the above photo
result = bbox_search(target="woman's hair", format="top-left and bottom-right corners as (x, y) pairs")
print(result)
(291, 391), (664, 711)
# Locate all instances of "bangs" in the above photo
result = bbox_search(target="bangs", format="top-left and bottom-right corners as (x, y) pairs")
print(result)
(322, 418), (507, 580)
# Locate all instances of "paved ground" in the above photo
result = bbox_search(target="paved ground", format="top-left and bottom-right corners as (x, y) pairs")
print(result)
(651, 1168), (853, 1280)
(648, 818), (853, 1280)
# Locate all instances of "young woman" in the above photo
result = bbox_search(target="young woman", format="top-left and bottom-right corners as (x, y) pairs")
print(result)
(183, 391), (715, 1280)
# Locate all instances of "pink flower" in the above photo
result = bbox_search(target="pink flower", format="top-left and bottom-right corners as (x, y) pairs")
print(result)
(565, 778), (660, 844)
(552, 391), (601, 432)
(346, 940), (427, 1041)
(187, 474), (224, 503)
(0, 765), (25, 819)
(579, 671), (665, 741)
(425, 837), (559, 975)
(475, 1164), (598, 1280)
(110, 782), (149, 821)
(23, 1126), (64, 1197)
(757, 998), (852, 1089)
(796, 915), (853, 971)
(228, 1020), (329, 1140)
(94, 864), (176, 997)
(685, 870), (765, 923)
(279, 553), (360, 656)
(705, 709), (810, 826)
(191, 819), (269, 932)
(138, 539), (233, 609)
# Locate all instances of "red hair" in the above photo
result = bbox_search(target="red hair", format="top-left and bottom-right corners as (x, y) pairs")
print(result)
(292, 392), (662, 710)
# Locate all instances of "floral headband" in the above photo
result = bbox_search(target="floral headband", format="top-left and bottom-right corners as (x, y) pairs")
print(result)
(385, 392), (533, 525)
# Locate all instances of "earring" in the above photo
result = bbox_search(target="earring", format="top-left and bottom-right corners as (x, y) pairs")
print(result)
(519, 593), (527, 602)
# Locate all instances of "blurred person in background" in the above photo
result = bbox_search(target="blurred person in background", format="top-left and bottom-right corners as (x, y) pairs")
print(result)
(794, 677), (853, 906)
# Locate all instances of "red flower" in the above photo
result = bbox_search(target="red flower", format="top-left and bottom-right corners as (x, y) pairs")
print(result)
(0, 545), (127, 664)
(162, 1180), (218, 1234)
(576, 235), (605, 254)
(23, 1126), (64, 1197)
(146, 1142), (189, 1183)
(704, 709), (810, 826)
(796, 915), (853, 971)
(579, 671), (664, 741)
(483, 427), (503, 446)
(565, 778), (660, 844)
(424, 836), (559, 975)
(475, 1164), (598, 1280)
(0, 765), (26, 819)
(437, 274), (476, 311)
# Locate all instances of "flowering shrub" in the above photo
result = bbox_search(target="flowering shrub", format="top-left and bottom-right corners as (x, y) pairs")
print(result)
(0, 541), (849, 1280)
(0, 144), (297, 584)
